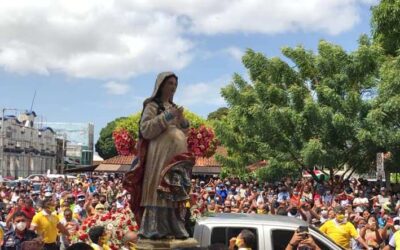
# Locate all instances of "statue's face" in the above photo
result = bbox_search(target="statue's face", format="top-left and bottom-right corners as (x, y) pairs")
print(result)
(161, 77), (177, 98)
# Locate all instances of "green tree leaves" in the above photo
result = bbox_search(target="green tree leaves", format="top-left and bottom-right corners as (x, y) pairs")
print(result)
(216, 38), (383, 179)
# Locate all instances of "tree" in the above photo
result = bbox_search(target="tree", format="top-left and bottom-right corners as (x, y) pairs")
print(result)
(367, 0), (400, 184)
(95, 117), (126, 159)
(367, 56), (400, 178)
(207, 107), (229, 121)
(215, 39), (383, 180)
(372, 0), (400, 56)
(96, 109), (208, 159)
(115, 110), (208, 138)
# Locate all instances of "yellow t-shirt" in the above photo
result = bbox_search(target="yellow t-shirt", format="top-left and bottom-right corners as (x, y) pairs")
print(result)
(0, 226), (4, 245)
(319, 220), (358, 249)
(31, 210), (60, 244)
(389, 230), (400, 249)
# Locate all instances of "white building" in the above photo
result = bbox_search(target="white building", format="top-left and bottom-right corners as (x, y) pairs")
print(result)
(0, 111), (57, 178)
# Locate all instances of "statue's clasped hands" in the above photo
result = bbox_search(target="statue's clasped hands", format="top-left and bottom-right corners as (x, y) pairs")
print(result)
(169, 106), (185, 122)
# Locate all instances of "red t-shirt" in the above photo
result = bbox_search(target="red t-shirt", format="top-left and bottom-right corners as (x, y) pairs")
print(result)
(21, 206), (36, 221)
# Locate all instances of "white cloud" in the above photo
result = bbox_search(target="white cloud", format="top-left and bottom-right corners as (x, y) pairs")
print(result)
(175, 76), (230, 107)
(0, 0), (372, 79)
(103, 81), (130, 95)
(223, 47), (244, 61)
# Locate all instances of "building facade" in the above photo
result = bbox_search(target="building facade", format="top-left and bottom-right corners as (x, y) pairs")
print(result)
(0, 111), (57, 178)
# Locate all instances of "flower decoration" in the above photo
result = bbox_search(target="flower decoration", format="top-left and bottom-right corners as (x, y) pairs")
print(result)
(187, 125), (218, 158)
(113, 128), (136, 156)
(71, 208), (138, 250)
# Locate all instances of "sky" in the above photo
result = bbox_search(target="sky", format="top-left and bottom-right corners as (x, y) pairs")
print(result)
(0, 0), (378, 146)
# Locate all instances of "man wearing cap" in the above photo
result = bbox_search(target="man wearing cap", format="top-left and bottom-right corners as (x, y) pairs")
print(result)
(73, 193), (87, 220)
(320, 206), (370, 249)
(31, 191), (40, 206)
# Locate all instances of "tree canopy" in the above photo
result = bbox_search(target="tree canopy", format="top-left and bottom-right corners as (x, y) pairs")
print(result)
(368, 0), (400, 175)
(95, 117), (125, 160)
(207, 107), (229, 121)
(372, 0), (400, 56)
(215, 38), (384, 179)
(95, 109), (207, 158)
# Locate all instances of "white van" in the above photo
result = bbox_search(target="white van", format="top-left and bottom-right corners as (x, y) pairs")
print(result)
(193, 213), (344, 250)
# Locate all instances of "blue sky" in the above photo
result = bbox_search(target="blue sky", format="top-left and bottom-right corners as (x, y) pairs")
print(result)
(0, 0), (377, 145)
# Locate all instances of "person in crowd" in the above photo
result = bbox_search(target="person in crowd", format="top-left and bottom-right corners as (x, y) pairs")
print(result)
(285, 229), (321, 250)
(2, 211), (39, 250)
(320, 206), (370, 249)
(121, 231), (138, 250)
(65, 242), (94, 250)
(377, 187), (391, 206)
(228, 229), (256, 250)
(88, 226), (109, 250)
(5, 198), (25, 228)
(360, 216), (383, 249)
(60, 208), (79, 250)
(30, 200), (69, 250)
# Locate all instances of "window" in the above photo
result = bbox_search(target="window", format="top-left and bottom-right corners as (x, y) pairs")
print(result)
(271, 229), (332, 250)
(271, 229), (294, 250)
(211, 227), (258, 250)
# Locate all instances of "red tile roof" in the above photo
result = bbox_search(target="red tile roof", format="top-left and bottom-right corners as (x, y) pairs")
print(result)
(195, 146), (227, 167)
(103, 155), (135, 165)
(102, 146), (228, 168)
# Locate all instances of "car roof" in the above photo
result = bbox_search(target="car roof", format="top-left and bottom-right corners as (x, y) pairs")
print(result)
(196, 213), (308, 227)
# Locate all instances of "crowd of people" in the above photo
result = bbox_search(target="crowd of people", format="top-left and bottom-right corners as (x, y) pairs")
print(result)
(0, 174), (138, 250)
(187, 175), (400, 250)
(1, 173), (400, 249)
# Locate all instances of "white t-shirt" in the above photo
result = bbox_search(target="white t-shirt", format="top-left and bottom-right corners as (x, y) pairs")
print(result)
(377, 195), (390, 205)
(353, 197), (369, 212)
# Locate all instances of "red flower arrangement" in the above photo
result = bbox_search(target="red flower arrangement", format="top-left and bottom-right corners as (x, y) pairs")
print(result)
(71, 208), (138, 249)
(187, 125), (218, 158)
(113, 128), (136, 156)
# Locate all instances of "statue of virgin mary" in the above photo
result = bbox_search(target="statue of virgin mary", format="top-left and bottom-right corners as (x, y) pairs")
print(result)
(124, 72), (194, 240)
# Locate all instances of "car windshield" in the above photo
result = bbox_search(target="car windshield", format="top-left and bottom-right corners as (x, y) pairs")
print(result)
(310, 225), (346, 250)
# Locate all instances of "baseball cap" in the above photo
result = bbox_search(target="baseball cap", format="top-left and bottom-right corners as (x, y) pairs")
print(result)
(44, 192), (52, 198)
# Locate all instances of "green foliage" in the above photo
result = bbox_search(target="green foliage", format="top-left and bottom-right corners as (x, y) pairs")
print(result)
(115, 112), (141, 139)
(207, 107), (229, 121)
(96, 109), (207, 159)
(372, 0), (400, 56)
(95, 117), (126, 160)
(216, 39), (384, 178)
(256, 160), (301, 183)
(367, 55), (400, 172)
(183, 110), (208, 128)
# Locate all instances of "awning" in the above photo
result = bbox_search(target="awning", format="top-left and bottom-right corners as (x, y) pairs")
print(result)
(192, 166), (221, 175)
(95, 164), (131, 172)
(64, 165), (97, 173)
